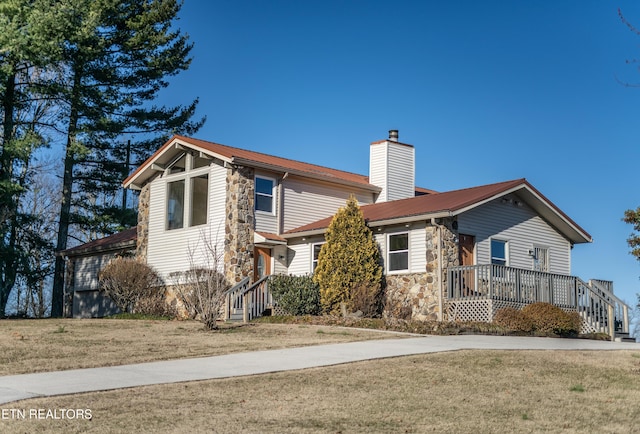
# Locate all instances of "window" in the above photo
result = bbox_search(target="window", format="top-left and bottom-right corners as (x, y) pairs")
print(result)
(167, 180), (185, 230)
(388, 233), (409, 272)
(190, 175), (208, 226)
(168, 154), (186, 174)
(491, 239), (507, 266)
(312, 243), (324, 271)
(165, 153), (209, 230)
(533, 246), (549, 272)
(255, 176), (275, 213)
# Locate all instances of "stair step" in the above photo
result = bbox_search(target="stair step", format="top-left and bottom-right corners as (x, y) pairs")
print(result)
(614, 333), (636, 343)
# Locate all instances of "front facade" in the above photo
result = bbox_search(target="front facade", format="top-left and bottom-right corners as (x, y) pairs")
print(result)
(69, 130), (626, 334)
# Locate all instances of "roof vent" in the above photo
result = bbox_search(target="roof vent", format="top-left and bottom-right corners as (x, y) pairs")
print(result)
(389, 130), (399, 142)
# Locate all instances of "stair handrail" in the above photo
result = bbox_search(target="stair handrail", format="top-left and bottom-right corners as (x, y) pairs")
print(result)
(223, 276), (250, 321)
(240, 275), (272, 322)
(589, 279), (629, 334)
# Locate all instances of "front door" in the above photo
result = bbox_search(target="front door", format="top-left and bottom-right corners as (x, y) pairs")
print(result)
(254, 247), (271, 281)
(459, 234), (475, 266)
(458, 234), (475, 295)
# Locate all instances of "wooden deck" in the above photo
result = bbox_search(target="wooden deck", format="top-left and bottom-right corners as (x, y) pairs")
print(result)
(446, 264), (629, 337)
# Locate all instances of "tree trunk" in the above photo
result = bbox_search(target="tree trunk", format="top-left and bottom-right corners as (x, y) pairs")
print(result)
(51, 67), (82, 317)
(0, 72), (17, 317)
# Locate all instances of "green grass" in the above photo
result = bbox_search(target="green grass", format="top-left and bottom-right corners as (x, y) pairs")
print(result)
(570, 384), (585, 392)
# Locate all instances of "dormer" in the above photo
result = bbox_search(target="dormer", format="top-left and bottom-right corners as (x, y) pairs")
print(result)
(369, 130), (415, 203)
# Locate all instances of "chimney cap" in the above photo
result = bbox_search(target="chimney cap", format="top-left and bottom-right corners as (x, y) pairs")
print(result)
(388, 130), (399, 141)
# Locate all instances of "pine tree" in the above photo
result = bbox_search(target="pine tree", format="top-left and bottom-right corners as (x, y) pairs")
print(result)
(0, 0), (64, 316)
(313, 196), (383, 315)
(50, 0), (204, 316)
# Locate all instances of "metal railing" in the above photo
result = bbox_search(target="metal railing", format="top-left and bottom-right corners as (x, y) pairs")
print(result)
(447, 264), (629, 336)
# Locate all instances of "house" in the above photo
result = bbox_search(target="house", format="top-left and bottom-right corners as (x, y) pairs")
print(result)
(65, 131), (630, 337)
(60, 227), (136, 318)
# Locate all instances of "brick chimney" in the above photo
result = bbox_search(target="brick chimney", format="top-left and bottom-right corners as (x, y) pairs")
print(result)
(369, 130), (415, 203)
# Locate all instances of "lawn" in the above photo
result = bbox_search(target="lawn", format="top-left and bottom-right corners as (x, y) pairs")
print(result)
(1, 319), (639, 433)
(0, 318), (399, 375)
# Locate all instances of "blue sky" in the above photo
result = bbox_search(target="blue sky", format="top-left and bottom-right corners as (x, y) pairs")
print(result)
(158, 0), (640, 305)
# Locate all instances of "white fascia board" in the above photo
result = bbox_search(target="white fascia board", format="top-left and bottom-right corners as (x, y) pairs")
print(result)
(450, 185), (525, 217)
(282, 211), (451, 239)
(123, 138), (233, 189)
(367, 212), (451, 228)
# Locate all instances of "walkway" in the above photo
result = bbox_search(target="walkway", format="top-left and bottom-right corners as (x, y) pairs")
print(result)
(0, 334), (637, 405)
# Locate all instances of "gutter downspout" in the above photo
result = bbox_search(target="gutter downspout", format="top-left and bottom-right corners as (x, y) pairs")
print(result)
(431, 218), (443, 322)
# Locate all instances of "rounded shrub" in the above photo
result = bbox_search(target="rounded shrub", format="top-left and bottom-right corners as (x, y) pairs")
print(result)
(493, 307), (534, 332)
(521, 302), (582, 336)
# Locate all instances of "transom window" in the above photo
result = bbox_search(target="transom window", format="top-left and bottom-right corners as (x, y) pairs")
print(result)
(255, 176), (275, 213)
(388, 232), (409, 272)
(491, 239), (508, 266)
(165, 152), (210, 230)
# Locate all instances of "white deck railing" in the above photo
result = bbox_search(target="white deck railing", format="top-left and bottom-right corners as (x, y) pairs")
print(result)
(223, 275), (272, 322)
(447, 264), (629, 336)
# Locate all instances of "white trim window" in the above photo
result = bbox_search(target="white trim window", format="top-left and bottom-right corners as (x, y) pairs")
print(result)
(388, 232), (409, 272)
(311, 242), (324, 272)
(165, 152), (210, 231)
(255, 176), (275, 214)
(490, 239), (508, 266)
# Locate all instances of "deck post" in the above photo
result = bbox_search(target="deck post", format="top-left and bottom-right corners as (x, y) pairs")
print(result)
(243, 292), (249, 323)
(608, 304), (615, 342)
(623, 304), (629, 334)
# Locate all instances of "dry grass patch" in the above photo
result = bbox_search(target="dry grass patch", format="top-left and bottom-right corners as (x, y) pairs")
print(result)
(2, 350), (639, 433)
(0, 318), (396, 375)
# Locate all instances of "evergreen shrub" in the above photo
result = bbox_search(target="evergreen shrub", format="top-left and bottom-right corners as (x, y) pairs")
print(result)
(269, 274), (321, 316)
(313, 196), (383, 315)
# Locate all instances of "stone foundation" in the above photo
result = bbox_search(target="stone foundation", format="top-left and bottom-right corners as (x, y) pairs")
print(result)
(384, 218), (460, 322)
(384, 273), (439, 321)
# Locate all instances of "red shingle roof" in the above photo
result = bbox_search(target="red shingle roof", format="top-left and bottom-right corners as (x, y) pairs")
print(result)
(284, 179), (592, 244)
(124, 135), (376, 190)
(60, 227), (137, 257)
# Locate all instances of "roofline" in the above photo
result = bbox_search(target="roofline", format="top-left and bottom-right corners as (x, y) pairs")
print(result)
(58, 239), (137, 258)
(283, 179), (592, 244)
(124, 135), (380, 192)
(282, 211), (452, 239)
(231, 157), (381, 192)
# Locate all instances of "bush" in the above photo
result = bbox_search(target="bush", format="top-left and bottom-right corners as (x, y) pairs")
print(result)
(99, 257), (167, 315)
(493, 307), (534, 332)
(175, 267), (229, 330)
(350, 281), (383, 318)
(269, 274), (321, 316)
(521, 302), (582, 335)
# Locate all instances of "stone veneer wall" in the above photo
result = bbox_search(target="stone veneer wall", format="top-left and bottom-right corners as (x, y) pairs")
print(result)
(224, 165), (255, 284)
(136, 183), (150, 261)
(384, 218), (459, 321)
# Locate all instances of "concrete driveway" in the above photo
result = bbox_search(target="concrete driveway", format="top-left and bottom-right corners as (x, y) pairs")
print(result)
(0, 334), (637, 405)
